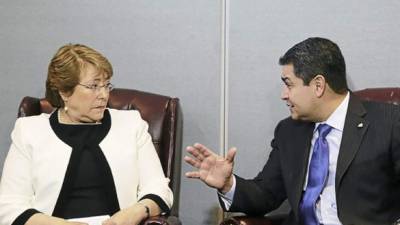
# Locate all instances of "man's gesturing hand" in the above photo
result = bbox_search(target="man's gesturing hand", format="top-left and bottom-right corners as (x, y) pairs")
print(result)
(184, 143), (236, 193)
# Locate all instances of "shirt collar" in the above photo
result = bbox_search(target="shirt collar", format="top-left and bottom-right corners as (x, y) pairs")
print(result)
(315, 91), (350, 132)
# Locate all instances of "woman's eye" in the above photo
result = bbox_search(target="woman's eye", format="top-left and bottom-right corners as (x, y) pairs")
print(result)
(89, 84), (99, 89)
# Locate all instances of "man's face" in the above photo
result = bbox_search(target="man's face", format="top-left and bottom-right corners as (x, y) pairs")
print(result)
(280, 64), (317, 121)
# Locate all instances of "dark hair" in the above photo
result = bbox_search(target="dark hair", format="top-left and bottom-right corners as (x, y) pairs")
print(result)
(279, 37), (348, 94)
(46, 44), (113, 107)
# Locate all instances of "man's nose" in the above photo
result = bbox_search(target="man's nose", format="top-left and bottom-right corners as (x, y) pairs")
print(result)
(281, 86), (289, 100)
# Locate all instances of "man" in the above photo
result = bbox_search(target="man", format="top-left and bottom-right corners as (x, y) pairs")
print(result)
(185, 37), (400, 225)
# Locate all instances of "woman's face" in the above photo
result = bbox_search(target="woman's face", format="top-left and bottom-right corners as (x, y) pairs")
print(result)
(62, 63), (110, 123)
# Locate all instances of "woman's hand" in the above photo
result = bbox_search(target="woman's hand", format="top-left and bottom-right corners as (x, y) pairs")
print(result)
(102, 204), (147, 225)
(26, 213), (88, 225)
(62, 222), (88, 225)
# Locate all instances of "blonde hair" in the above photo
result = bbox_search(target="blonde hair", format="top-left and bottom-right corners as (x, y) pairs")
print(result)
(45, 44), (113, 107)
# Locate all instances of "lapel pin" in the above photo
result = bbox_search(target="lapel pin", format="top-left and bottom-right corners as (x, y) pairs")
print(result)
(357, 123), (363, 128)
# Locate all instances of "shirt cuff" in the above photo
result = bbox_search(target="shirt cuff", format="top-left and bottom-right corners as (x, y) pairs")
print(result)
(217, 176), (236, 210)
(12, 208), (41, 225)
(139, 194), (170, 215)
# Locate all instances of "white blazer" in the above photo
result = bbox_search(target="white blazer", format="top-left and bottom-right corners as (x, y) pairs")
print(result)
(0, 109), (173, 225)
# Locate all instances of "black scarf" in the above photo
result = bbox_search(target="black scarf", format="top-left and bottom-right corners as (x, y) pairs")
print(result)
(49, 109), (120, 218)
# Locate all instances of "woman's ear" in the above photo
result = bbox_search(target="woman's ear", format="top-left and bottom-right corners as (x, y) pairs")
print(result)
(58, 91), (69, 102)
(313, 75), (326, 98)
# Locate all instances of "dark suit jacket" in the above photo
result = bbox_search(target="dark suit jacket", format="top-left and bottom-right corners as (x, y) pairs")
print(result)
(223, 94), (400, 225)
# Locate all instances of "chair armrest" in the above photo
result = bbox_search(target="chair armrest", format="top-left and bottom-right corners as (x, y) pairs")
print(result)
(142, 216), (182, 225)
(220, 214), (286, 225)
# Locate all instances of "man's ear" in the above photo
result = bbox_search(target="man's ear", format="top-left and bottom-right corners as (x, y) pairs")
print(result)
(313, 75), (326, 98)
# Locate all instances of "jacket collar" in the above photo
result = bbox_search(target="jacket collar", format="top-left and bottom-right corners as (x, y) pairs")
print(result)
(335, 93), (368, 188)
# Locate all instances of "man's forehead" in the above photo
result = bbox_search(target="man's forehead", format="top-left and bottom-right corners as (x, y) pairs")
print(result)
(281, 64), (295, 74)
(282, 63), (299, 76)
(281, 72), (294, 82)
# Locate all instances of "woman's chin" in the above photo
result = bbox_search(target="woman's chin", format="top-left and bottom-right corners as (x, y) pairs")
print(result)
(93, 113), (104, 122)
(87, 111), (104, 122)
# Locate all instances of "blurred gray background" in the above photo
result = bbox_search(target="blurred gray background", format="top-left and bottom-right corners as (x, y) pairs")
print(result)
(1, 1), (400, 224)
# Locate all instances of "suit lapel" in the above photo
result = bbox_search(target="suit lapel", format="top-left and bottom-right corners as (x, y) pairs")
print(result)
(293, 122), (315, 217)
(335, 94), (369, 189)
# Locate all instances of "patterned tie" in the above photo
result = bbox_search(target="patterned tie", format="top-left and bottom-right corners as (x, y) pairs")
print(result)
(299, 124), (332, 225)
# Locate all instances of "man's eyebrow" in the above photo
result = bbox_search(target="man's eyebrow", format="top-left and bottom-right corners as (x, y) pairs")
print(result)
(281, 77), (290, 83)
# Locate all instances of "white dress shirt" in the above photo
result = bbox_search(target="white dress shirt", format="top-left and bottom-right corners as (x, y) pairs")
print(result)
(220, 92), (350, 225)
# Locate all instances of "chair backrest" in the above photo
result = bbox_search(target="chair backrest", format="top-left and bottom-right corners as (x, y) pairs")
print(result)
(17, 88), (182, 216)
(354, 87), (400, 105)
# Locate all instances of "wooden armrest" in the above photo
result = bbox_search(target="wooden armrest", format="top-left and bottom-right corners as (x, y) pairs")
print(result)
(142, 215), (182, 225)
(220, 214), (286, 225)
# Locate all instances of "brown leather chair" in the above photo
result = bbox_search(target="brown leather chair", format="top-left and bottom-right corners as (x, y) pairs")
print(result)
(18, 88), (183, 225)
(220, 87), (400, 225)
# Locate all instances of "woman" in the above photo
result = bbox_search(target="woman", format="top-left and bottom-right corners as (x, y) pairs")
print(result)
(0, 44), (173, 225)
